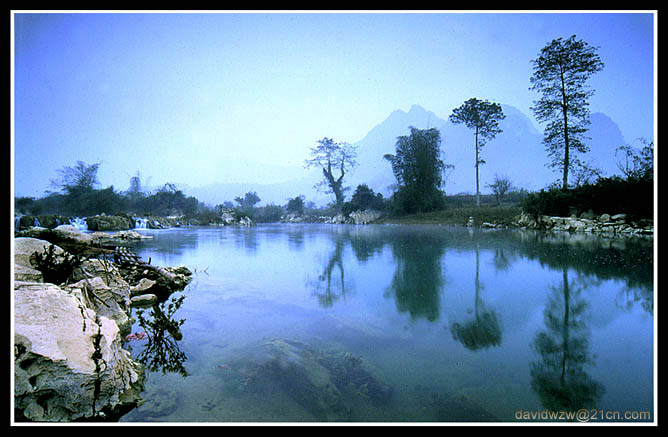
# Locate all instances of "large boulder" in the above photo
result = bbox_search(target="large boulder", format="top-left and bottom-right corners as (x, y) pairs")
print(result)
(14, 237), (67, 283)
(14, 281), (144, 421)
(86, 215), (134, 231)
(15, 215), (70, 231)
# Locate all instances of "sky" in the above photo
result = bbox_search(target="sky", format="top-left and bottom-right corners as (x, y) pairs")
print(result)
(12, 10), (656, 199)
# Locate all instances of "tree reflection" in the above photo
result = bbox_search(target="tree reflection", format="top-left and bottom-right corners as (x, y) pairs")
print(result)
(530, 267), (604, 411)
(349, 229), (386, 263)
(134, 295), (188, 377)
(450, 244), (502, 350)
(233, 227), (258, 254)
(310, 237), (349, 308)
(385, 232), (445, 322)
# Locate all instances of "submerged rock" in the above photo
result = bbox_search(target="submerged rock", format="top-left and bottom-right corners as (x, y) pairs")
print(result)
(216, 338), (393, 421)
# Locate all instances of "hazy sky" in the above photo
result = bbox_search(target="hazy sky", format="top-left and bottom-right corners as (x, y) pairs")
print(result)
(12, 11), (655, 198)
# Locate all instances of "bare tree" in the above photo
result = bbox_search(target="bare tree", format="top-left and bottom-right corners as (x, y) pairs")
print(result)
(305, 137), (358, 211)
(487, 174), (514, 204)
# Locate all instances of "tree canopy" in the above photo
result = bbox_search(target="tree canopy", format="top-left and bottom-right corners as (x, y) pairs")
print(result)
(529, 35), (604, 190)
(384, 127), (446, 214)
(50, 161), (101, 196)
(449, 98), (506, 206)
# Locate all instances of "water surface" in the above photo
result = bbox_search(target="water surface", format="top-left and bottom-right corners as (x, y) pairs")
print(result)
(118, 224), (654, 423)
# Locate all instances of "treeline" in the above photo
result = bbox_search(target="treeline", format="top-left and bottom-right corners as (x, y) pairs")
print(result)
(522, 139), (654, 220)
(13, 160), (392, 224)
(15, 180), (216, 221)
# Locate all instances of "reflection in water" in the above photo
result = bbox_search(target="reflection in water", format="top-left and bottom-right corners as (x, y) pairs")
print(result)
(384, 230), (446, 322)
(120, 225), (652, 422)
(309, 236), (349, 308)
(450, 244), (502, 350)
(134, 295), (189, 377)
(530, 267), (604, 412)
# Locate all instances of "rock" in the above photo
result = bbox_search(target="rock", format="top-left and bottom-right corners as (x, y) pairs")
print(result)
(130, 294), (158, 308)
(15, 215), (70, 231)
(221, 212), (236, 225)
(349, 210), (382, 225)
(130, 278), (157, 296)
(71, 258), (130, 290)
(66, 276), (133, 335)
(14, 264), (44, 283)
(130, 388), (179, 420)
(238, 216), (255, 227)
(579, 210), (597, 220)
(330, 214), (348, 224)
(611, 213), (627, 222)
(14, 281), (144, 421)
(111, 230), (152, 240)
(14, 238), (65, 272)
(86, 215), (134, 231)
(598, 213), (611, 223)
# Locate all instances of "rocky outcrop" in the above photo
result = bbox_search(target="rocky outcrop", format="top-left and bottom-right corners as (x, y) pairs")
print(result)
(15, 215), (71, 231)
(86, 215), (135, 231)
(513, 212), (653, 236)
(13, 229), (192, 422)
(14, 281), (144, 421)
(349, 210), (382, 225)
(283, 210), (384, 225)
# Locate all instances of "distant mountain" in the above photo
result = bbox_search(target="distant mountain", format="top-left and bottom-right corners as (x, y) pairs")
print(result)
(347, 103), (550, 196)
(187, 104), (628, 206)
(347, 104), (626, 197)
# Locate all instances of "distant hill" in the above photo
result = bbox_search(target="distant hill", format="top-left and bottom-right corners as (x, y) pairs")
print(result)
(186, 104), (627, 206)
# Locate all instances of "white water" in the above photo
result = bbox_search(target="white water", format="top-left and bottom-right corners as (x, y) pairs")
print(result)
(134, 217), (149, 229)
(69, 217), (88, 231)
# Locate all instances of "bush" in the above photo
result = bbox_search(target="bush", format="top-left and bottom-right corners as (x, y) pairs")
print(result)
(522, 176), (653, 220)
(342, 184), (387, 215)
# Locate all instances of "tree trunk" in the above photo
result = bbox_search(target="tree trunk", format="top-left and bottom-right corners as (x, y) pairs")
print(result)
(475, 126), (480, 207)
(560, 64), (570, 191)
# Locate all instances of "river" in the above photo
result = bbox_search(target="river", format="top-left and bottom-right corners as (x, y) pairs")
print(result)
(118, 224), (654, 423)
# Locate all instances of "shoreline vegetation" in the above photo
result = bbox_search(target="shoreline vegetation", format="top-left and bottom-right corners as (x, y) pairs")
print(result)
(14, 201), (654, 238)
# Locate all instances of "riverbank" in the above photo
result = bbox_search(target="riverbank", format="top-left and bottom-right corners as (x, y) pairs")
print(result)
(375, 205), (654, 238)
(376, 205), (522, 226)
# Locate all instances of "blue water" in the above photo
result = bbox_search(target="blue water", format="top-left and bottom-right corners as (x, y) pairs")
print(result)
(118, 224), (654, 423)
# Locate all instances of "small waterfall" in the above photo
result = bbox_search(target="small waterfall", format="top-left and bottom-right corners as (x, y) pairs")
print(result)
(69, 217), (88, 231)
(14, 216), (20, 230)
(33, 217), (41, 227)
(134, 217), (148, 229)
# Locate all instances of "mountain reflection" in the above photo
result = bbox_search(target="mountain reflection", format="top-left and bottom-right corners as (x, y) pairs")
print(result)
(450, 244), (502, 350)
(530, 267), (604, 412)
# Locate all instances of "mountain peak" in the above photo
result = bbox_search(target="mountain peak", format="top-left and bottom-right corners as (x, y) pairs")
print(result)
(408, 104), (427, 114)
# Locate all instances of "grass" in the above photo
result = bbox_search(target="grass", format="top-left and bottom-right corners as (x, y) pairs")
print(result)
(377, 204), (523, 226)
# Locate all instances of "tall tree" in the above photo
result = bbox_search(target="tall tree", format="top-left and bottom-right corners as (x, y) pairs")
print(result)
(384, 127), (446, 214)
(305, 137), (358, 211)
(529, 35), (604, 191)
(50, 161), (101, 196)
(449, 98), (506, 207)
